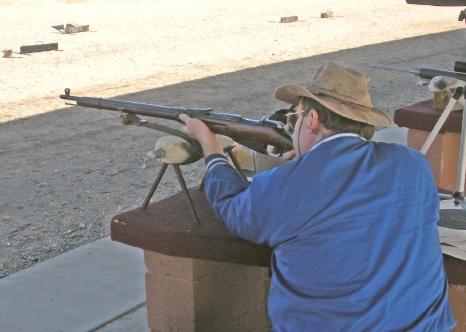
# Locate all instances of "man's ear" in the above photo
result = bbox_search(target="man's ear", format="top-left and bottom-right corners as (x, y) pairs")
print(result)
(308, 109), (320, 129)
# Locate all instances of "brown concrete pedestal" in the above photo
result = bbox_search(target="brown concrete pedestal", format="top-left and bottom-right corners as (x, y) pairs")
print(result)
(111, 189), (272, 332)
(407, 129), (460, 192)
(144, 251), (269, 332)
(443, 254), (466, 332)
(394, 99), (464, 192)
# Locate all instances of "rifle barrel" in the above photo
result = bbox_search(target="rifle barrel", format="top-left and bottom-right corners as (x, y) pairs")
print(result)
(60, 94), (212, 120)
(371, 64), (421, 75)
(59, 89), (293, 153)
(371, 64), (466, 81)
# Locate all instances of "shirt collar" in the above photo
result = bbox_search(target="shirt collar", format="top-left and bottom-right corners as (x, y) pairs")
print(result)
(309, 133), (367, 154)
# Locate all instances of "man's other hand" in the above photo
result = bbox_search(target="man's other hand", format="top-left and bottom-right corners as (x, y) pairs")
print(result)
(282, 150), (297, 161)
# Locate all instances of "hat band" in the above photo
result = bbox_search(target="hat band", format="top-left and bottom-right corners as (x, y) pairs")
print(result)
(309, 86), (372, 108)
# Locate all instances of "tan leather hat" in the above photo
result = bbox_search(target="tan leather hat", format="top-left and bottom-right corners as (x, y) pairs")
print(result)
(275, 62), (394, 127)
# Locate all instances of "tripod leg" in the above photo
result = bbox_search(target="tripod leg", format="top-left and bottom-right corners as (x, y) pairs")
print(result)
(141, 163), (168, 210)
(225, 148), (249, 182)
(198, 175), (205, 192)
(455, 87), (466, 202)
(173, 164), (201, 224)
(420, 93), (460, 155)
(199, 148), (248, 192)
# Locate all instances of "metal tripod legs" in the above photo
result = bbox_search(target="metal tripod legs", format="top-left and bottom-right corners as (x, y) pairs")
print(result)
(454, 86), (466, 209)
(142, 163), (168, 210)
(141, 163), (201, 224)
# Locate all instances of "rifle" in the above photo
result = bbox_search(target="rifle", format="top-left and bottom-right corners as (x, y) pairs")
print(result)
(60, 88), (293, 155)
(371, 64), (466, 81)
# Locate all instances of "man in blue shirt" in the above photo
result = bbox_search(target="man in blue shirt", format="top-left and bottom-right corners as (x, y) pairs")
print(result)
(179, 62), (455, 331)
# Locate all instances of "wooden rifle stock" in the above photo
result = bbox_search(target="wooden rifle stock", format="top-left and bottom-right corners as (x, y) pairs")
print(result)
(60, 89), (293, 154)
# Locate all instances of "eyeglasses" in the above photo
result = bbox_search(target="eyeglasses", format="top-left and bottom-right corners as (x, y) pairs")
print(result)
(284, 110), (305, 129)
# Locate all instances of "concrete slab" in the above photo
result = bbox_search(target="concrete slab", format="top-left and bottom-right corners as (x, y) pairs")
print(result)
(0, 237), (146, 332)
(94, 304), (148, 332)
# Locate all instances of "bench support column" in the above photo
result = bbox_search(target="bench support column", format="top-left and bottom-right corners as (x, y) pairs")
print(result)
(144, 251), (270, 332)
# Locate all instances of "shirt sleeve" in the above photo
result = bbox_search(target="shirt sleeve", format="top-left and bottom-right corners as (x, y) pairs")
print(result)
(203, 153), (272, 245)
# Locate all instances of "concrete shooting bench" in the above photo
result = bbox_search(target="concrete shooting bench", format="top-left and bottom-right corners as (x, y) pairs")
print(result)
(110, 102), (466, 330)
(110, 190), (466, 331)
(110, 188), (272, 332)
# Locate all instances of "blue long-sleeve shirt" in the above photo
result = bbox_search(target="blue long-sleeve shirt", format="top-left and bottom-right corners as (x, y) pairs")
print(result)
(204, 134), (455, 331)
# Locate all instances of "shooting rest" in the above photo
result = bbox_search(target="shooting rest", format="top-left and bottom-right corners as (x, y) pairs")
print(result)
(141, 134), (286, 225)
(374, 62), (466, 209)
(141, 135), (248, 225)
(417, 87), (466, 208)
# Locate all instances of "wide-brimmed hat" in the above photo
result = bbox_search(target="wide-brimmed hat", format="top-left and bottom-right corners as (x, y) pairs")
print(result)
(275, 62), (394, 127)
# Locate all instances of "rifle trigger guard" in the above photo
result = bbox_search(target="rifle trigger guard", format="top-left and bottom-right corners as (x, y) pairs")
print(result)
(118, 111), (141, 125)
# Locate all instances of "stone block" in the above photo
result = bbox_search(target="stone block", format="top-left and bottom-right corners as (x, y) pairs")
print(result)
(449, 285), (466, 332)
(145, 250), (228, 282)
(444, 255), (466, 331)
(193, 260), (270, 331)
(407, 129), (461, 192)
(146, 271), (195, 331)
(144, 251), (270, 332)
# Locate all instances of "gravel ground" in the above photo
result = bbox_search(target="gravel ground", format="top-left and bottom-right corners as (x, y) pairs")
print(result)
(0, 1), (465, 278)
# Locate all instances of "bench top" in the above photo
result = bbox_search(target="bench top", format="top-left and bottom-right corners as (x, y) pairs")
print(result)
(394, 99), (463, 133)
(110, 188), (466, 278)
(110, 188), (271, 266)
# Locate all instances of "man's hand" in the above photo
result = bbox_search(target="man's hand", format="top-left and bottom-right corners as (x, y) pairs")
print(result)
(179, 114), (223, 157)
(281, 149), (296, 161)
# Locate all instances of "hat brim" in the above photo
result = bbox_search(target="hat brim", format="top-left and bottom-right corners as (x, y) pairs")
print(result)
(275, 84), (394, 128)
